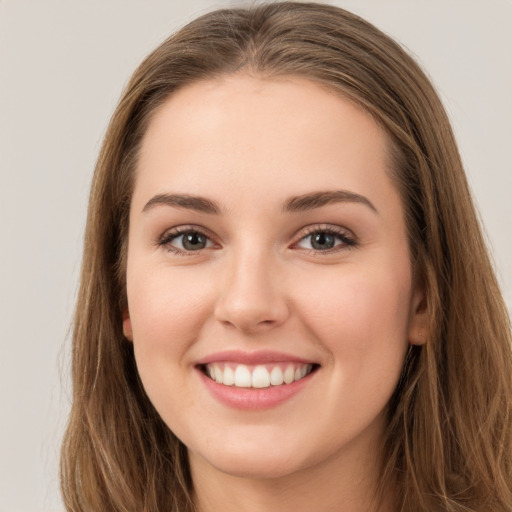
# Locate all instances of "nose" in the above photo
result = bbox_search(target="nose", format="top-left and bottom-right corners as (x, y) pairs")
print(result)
(214, 249), (290, 335)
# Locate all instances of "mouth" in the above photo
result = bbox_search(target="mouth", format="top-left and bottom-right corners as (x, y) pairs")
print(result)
(195, 351), (321, 409)
(198, 362), (319, 388)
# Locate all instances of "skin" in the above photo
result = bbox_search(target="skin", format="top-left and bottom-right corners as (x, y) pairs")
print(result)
(123, 75), (428, 512)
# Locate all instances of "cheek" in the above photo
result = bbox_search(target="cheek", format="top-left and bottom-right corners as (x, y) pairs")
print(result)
(126, 267), (217, 429)
(295, 263), (412, 379)
(126, 266), (214, 372)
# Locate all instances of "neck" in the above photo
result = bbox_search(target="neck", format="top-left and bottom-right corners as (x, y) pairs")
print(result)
(190, 438), (394, 512)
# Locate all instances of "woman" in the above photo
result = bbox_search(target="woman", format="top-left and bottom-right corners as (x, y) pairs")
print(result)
(60, 2), (512, 511)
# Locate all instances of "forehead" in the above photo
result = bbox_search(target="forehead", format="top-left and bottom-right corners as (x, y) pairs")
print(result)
(133, 74), (398, 216)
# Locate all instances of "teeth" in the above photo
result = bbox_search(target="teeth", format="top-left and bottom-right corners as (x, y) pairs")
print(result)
(223, 365), (235, 386)
(270, 366), (284, 385)
(205, 362), (313, 388)
(252, 365), (270, 388)
(283, 365), (295, 384)
(234, 364), (252, 387)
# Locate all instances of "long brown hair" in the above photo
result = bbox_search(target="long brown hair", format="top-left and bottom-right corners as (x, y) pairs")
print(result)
(60, 3), (512, 510)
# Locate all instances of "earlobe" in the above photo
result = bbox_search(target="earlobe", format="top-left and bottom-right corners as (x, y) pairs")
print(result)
(122, 309), (133, 341)
(408, 288), (429, 346)
(409, 325), (427, 346)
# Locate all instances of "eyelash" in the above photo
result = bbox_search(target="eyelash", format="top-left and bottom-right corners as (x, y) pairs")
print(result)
(157, 225), (357, 256)
(157, 226), (215, 256)
(294, 226), (357, 254)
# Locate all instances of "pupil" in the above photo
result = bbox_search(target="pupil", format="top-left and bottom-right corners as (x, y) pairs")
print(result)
(312, 232), (334, 250)
(183, 232), (206, 250)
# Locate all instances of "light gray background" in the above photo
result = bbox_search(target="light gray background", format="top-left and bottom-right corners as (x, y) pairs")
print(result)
(0, 1), (510, 510)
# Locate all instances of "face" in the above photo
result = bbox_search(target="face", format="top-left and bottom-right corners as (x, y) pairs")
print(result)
(124, 75), (426, 482)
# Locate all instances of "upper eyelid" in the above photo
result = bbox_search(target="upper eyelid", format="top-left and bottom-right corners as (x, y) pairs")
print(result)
(294, 224), (354, 241)
(157, 226), (217, 256)
(158, 224), (355, 241)
(156, 223), (355, 249)
(158, 223), (352, 235)
(290, 225), (357, 253)
(158, 224), (215, 243)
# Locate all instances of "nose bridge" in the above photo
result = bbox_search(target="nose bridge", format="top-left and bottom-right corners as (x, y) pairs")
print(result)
(214, 242), (288, 333)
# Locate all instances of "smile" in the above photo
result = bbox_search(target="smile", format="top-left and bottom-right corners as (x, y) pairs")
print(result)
(195, 351), (320, 409)
(202, 362), (315, 388)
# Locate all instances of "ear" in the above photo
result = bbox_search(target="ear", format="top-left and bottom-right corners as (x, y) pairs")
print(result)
(122, 309), (133, 341)
(408, 285), (429, 346)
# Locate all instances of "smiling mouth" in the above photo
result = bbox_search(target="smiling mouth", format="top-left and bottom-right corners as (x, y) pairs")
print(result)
(199, 362), (319, 388)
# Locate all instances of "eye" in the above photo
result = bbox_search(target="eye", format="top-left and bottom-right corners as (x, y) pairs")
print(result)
(295, 227), (356, 252)
(158, 228), (215, 254)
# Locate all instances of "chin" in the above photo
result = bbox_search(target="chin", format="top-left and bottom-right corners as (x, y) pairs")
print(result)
(189, 435), (315, 480)
(206, 453), (305, 480)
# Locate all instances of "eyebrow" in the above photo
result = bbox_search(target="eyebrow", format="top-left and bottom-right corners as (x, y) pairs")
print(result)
(283, 190), (378, 214)
(142, 193), (222, 215)
(142, 189), (378, 216)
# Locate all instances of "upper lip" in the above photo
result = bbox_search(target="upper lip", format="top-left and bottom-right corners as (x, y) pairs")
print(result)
(195, 350), (317, 366)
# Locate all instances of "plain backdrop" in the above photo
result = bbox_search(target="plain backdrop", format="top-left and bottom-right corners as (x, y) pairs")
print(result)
(0, 1), (510, 510)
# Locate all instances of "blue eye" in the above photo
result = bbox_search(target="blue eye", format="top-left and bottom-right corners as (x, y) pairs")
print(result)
(158, 226), (354, 255)
(159, 229), (214, 253)
(178, 232), (210, 250)
(296, 229), (355, 252)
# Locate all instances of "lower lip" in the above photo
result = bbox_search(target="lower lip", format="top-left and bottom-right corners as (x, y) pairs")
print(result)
(198, 369), (315, 410)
